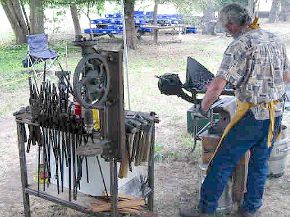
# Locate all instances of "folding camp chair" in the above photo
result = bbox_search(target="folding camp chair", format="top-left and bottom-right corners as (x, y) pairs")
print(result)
(22, 33), (59, 75)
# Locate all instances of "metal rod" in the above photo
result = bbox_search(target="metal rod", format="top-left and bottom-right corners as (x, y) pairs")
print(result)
(25, 188), (109, 217)
(43, 62), (47, 83)
(17, 123), (31, 217)
(37, 145), (41, 193)
(42, 129), (46, 191)
(68, 132), (72, 202)
(120, 0), (131, 110)
(61, 133), (64, 192)
(65, 43), (68, 71)
(96, 156), (109, 197)
(72, 133), (77, 200)
(192, 115), (198, 152)
(85, 157), (89, 183)
(110, 159), (118, 217)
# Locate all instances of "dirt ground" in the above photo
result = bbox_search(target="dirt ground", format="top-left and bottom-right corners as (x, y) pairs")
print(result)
(1, 107), (290, 217)
(1, 24), (290, 216)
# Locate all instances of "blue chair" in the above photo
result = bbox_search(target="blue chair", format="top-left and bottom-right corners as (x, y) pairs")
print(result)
(23, 33), (59, 74)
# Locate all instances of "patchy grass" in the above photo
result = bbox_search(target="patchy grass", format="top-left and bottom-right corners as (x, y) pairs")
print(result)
(0, 42), (81, 117)
(179, 133), (194, 149)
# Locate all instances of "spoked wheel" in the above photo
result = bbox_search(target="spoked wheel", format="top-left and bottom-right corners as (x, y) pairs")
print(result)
(73, 54), (110, 109)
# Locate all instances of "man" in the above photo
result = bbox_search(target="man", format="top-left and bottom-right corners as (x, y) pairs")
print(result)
(180, 3), (290, 217)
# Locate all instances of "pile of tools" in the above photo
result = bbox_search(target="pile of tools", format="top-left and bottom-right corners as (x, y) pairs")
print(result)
(14, 68), (158, 202)
(119, 111), (157, 178)
(15, 70), (102, 201)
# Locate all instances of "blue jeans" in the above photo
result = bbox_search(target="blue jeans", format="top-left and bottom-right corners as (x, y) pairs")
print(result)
(198, 110), (282, 214)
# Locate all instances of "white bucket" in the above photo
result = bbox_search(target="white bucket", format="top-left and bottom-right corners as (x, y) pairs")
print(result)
(199, 164), (233, 214)
(269, 125), (289, 178)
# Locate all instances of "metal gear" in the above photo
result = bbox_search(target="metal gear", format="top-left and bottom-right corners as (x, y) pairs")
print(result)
(73, 53), (110, 108)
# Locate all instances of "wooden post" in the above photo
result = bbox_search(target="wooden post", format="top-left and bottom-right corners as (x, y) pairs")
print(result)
(110, 159), (118, 217)
(153, 29), (158, 44)
(17, 123), (31, 217)
(232, 151), (249, 203)
(148, 124), (155, 211)
(201, 131), (249, 205)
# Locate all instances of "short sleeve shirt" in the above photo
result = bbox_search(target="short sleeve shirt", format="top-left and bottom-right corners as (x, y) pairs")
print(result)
(216, 29), (289, 120)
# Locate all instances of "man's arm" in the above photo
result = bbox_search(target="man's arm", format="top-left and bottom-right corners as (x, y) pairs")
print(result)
(282, 44), (290, 83)
(284, 73), (290, 83)
(201, 77), (227, 111)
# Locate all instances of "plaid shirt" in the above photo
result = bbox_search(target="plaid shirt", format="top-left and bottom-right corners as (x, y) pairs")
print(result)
(217, 29), (289, 120)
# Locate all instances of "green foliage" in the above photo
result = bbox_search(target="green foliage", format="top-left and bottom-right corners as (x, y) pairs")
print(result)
(169, 0), (249, 20)
(45, 0), (106, 16)
(45, 0), (104, 5)
(45, 8), (67, 34)
(217, 0), (249, 7)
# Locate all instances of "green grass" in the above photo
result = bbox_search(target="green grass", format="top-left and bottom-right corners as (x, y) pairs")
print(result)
(0, 44), (27, 83)
(178, 133), (202, 159)
(0, 42), (80, 89)
(179, 133), (194, 149)
(154, 142), (183, 162)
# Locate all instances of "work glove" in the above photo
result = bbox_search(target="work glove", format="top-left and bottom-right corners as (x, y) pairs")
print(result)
(191, 106), (209, 119)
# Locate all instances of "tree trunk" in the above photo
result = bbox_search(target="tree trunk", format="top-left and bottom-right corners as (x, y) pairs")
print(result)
(248, 0), (256, 16)
(70, 4), (81, 36)
(269, 0), (281, 23)
(201, 7), (216, 35)
(152, 0), (158, 43)
(124, 0), (137, 49)
(279, 0), (290, 21)
(1, 0), (29, 44)
(29, 0), (44, 34)
(153, 0), (158, 25)
(20, 0), (30, 33)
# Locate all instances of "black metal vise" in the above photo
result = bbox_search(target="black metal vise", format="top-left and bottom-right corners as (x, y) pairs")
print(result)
(156, 57), (234, 104)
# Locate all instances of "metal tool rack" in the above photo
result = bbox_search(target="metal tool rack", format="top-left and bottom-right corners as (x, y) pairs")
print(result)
(15, 38), (159, 217)
(15, 110), (157, 217)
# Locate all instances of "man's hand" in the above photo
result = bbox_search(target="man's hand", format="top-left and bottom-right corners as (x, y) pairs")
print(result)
(191, 106), (209, 119)
(201, 77), (227, 111)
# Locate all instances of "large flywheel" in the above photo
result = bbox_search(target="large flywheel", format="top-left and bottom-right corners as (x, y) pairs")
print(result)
(73, 53), (110, 108)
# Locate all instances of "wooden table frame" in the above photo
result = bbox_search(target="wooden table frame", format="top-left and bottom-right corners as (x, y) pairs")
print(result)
(141, 25), (186, 43)
(15, 116), (156, 217)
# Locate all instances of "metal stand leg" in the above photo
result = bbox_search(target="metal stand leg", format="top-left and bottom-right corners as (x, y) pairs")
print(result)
(148, 125), (155, 211)
(17, 123), (31, 217)
(192, 115), (198, 152)
(110, 159), (118, 217)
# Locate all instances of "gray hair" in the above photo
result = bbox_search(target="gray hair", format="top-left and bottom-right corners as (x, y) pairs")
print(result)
(219, 3), (252, 27)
